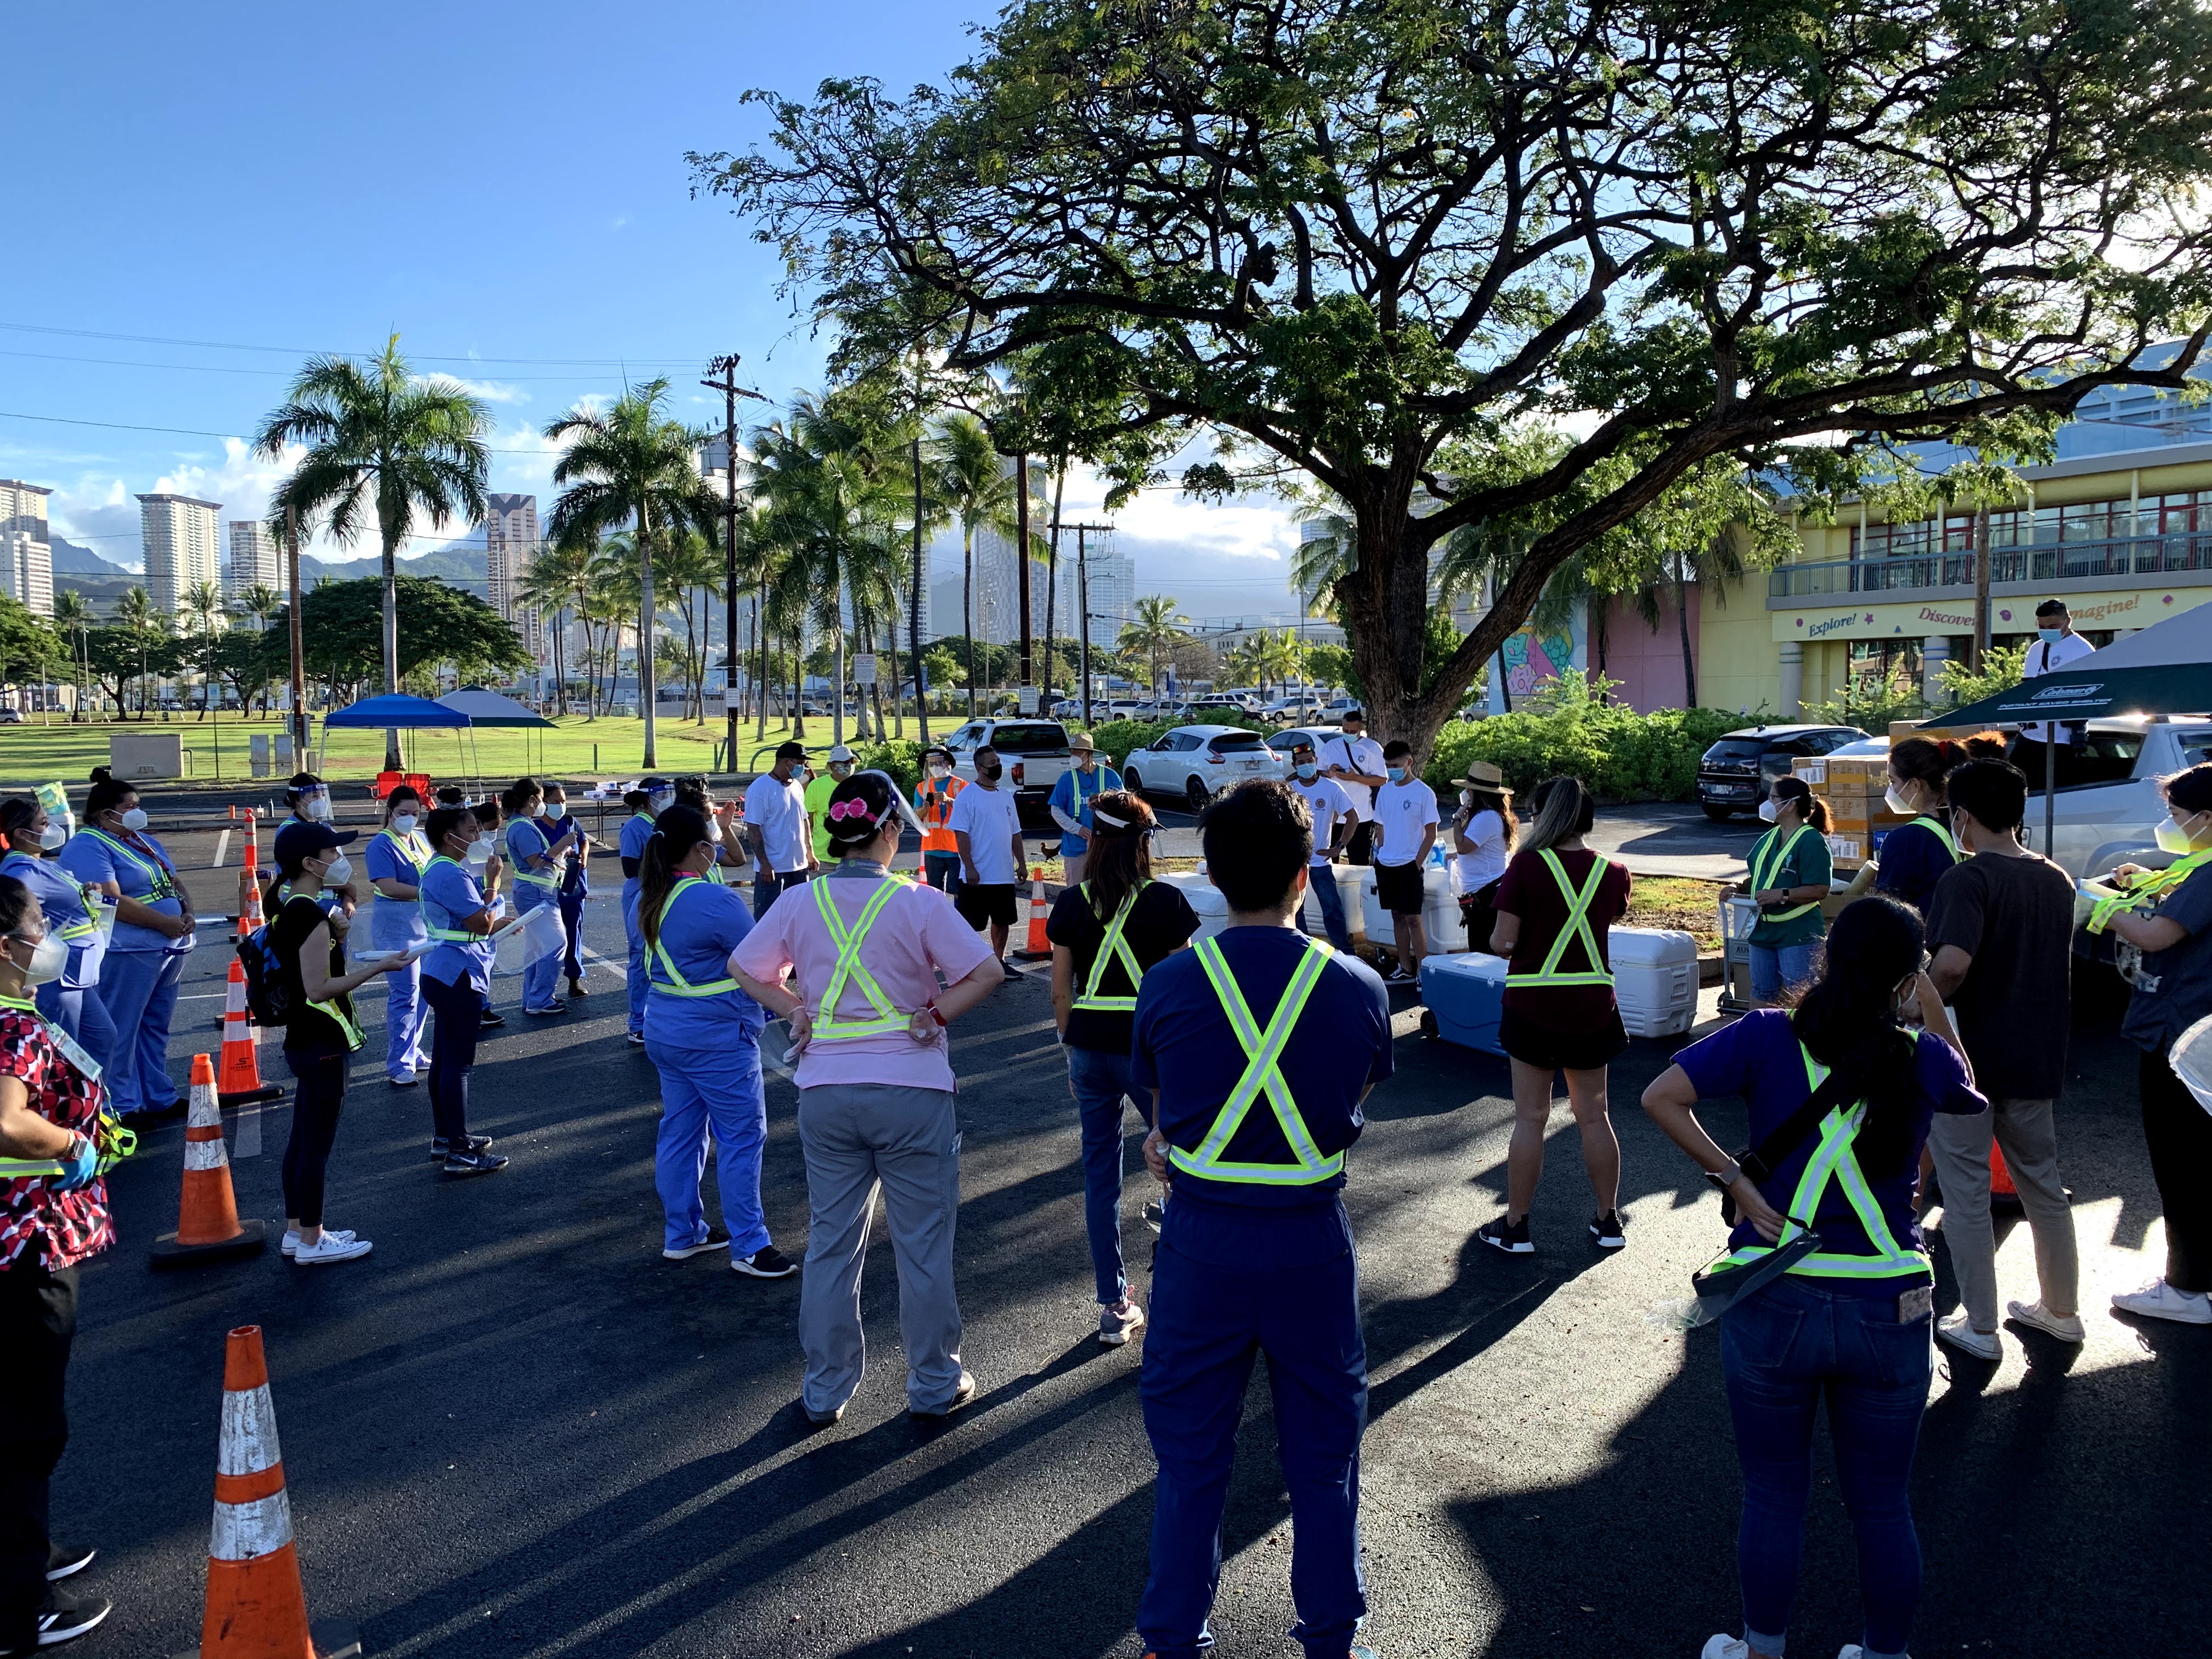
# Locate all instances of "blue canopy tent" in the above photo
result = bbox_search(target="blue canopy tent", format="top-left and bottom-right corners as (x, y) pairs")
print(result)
(320, 693), (478, 783)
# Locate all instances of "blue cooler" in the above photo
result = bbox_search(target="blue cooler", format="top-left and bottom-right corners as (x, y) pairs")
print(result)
(1420, 952), (1508, 1054)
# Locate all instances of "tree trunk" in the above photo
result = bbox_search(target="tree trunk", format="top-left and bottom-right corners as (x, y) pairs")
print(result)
(379, 521), (402, 770)
(1675, 561), (1698, 709)
(637, 504), (659, 769)
(791, 636), (806, 740)
(883, 614), (904, 741)
(962, 528), (977, 717)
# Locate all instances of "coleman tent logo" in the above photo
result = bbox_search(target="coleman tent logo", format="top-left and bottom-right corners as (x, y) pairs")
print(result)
(2030, 680), (2100, 702)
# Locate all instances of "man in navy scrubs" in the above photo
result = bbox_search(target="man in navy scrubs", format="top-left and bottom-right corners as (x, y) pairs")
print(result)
(1131, 778), (1394, 1659)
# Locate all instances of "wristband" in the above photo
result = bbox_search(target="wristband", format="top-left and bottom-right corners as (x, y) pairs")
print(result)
(927, 1002), (947, 1028)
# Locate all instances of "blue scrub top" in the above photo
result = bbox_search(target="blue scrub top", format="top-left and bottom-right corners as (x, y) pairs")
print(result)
(365, 827), (432, 950)
(420, 855), (496, 991)
(619, 811), (657, 902)
(644, 874), (766, 1046)
(0, 850), (104, 989)
(506, 816), (560, 911)
(1047, 764), (1122, 856)
(59, 827), (187, 954)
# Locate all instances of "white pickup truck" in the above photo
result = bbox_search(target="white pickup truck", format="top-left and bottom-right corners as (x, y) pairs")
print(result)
(937, 717), (1074, 823)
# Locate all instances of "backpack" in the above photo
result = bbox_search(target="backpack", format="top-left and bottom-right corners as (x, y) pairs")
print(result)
(236, 926), (293, 1027)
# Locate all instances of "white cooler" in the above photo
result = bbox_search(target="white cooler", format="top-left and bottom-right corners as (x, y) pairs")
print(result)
(1610, 925), (1699, 1036)
(1300, 864), (1372, 940)
(1156, 871), (1233, 943)
(1359, 862), (1469, 954)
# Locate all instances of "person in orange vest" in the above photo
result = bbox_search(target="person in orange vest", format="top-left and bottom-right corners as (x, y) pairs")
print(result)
(913, 746), (966, 898)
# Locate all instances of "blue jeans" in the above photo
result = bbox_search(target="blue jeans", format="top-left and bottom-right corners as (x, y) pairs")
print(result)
(420, 970), (486, 1143)
(1749, 939), (1821, 1002)
(753, 867), (808, 919)
(1066, 1045), (1143, 1305)
(922, 851), (962, 898)
(95, 947), (185, 1117)
(647, 1034), (770, 1258)
(1299, 862), (1352, 951)
(1720, 1274), (1932, 1659)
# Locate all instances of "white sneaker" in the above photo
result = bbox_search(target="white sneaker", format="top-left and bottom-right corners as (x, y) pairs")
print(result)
(281, 1227), (356, 1258)
(292, 1231), (373, 1265)
(2112, 1277), (2212, 1325)
(1700, 1637), (1750, 1659)
(1936, 1310), (2001, 1359)
(2005, 1299), (2086, 1343)
(1837, 1646), (1911, 1658)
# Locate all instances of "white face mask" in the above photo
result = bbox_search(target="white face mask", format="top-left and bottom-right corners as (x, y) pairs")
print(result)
(466, 836), (493, 864)
(392, 813), (419, 835)
(543, 802), (566, 821)
(10, 931), (66, 986)
(37, 821), (66, 851)
(118, 806), (148, 833)
(648, 792), (674, 814)
(321, 853), (352, 888)
(2155, 811), (2205, 855)
(1758, 798), (1781, 823)
(1884, 784), (1916, 818)
(1460, 788), (1477, 806)
(707, 819), (723, 844)
(300, 794), (332, 821)
(928, 764), (950, 779)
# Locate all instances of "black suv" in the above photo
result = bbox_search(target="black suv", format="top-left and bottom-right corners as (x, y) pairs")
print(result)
(1696, 723), (1869, 820)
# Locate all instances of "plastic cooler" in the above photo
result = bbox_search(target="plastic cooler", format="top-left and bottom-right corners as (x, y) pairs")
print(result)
(1155, 871), (1233, 942)
(1359, 863), (1469, 953)
(1419, 952), (1508, 1054)
(1300, 864), (1369, 939)
(1609, 926), (1700, 1036)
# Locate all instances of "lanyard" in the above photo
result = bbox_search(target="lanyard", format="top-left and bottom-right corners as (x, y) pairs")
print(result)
(80, 826), (176, 901)
(0, 993), (103, 1085)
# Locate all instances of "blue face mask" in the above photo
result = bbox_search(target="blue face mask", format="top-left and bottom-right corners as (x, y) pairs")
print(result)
(2037, 626), (2062, 643)
(1295, 763), (1318, 781)
(1386, 766), (1407, 784)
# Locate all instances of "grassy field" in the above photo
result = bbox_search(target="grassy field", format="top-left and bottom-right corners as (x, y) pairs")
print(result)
(1625, 874), (1728, 951)
(0, 712), (943, 790)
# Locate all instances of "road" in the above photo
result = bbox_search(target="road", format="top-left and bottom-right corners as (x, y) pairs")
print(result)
(38, 792), (2209, 1658)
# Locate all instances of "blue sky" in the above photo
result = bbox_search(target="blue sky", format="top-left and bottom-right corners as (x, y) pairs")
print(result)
(1, 1), (1298, 620)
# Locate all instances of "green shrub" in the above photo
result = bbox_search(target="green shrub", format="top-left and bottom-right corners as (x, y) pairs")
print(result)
(853, 738), (921, 795)
(1423, 680), (1743, 803)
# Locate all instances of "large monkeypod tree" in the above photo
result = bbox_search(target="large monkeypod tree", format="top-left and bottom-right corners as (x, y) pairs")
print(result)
(696, 0), (2212, 756)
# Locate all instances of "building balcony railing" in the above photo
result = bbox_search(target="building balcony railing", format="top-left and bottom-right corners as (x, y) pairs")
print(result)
(1768, 534), (2212, 599)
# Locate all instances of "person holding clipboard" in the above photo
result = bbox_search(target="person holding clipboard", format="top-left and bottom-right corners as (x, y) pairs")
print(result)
(417, 805), (526, 1176)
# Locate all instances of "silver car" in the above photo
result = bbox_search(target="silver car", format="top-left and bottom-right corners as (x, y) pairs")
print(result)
(1122, 724), (1284, 812)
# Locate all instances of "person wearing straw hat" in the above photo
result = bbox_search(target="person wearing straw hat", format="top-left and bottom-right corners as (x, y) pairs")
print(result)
(1048, 732), (1122, 887)
(730, 770), (1006, 1423)
(1284, 739), (1357, 950)
(0, 873), (116, 1653)
(1448, 763), (1517, 956)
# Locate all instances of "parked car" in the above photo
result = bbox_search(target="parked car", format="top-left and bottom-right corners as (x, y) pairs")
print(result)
(1696, 723), (1868, 819)
(1266, 725), (1347, 768)
(939, 718), (1074, 821)
(1261, 695), (1324, 723)
(1049, 697), (1084, 720)
(1124, 724), (1284, 812)
(1187, 691), (1260, 716)
(1317, 696), (1363, 720)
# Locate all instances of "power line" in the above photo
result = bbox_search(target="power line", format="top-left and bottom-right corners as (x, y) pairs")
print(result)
(0, 346), (650, 383)
(0, 408), (559, 455)
(0, 319), (700, 369)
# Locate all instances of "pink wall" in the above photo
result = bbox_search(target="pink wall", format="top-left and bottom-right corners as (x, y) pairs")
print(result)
(1594, 588), (1701, 712)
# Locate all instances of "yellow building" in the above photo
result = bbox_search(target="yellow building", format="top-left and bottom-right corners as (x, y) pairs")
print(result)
(1697, 435), (2212, 718)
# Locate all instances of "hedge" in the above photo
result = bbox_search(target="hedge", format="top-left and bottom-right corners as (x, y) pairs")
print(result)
(1424, 704), (1744, 803)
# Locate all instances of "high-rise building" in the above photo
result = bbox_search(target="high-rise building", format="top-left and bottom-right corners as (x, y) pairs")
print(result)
(138, 493), (221, 617)
(1076, 544), (1134, 648)
(0, 480), (54, 618)
(227, 520), (280, 602)
(484, 493), (539, 648)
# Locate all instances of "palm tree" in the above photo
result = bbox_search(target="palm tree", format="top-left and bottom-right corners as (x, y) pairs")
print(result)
(234, 584), (285, 633)
(256, 334), (492, 768)
(1120, 595), (1192, 697)
(518, 542), (589, 716)
(180, 580), (225, 716)
(545, 380), (716, 767)
(52, 589), (93, 721)
(654, 528), (723, 723)
(587, 539), (642, 719)
(926, 412), (1025, 718)
(114, 586), (161, 718)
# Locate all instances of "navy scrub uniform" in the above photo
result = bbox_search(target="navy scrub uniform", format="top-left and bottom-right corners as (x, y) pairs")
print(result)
(555, 816), (589, 985)
(59, 825), (190, 1120)
(0, 851), (114, 1077)
(644, 873), (771, 1260)
(619, 811), (657, 1037)
(364, 826), (432, 1082)
(1129, 926), (1394, 1659)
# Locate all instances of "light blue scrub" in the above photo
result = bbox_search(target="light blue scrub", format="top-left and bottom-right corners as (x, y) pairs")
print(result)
(59, 825), (190, 1117)
(618, 811), (658, 1037)
(506, 814), (568, 1013)
(644, 874), (770, 1258)
(365, 826), (432, 1080)
(0, 847), (115, 1076)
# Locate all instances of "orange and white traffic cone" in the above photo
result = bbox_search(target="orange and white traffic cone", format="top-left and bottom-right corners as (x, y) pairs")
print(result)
(236, 817), (265, 941)
(192, 1325), (361, 1659)
(151, 1056), (266, 1268)
(1015, 876), (1051, 959)
(217, 959), (283, 1109)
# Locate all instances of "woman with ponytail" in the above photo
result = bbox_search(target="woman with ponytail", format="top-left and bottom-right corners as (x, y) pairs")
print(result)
(636, 804), (790, 1278)
(1643, 895), (1982, 1659)
(1044, 789), (1199, 1345)
(1875, 737), (1969, 914)
(1739, 774), (1835, 1007)
(731, 770), (1005, 1423)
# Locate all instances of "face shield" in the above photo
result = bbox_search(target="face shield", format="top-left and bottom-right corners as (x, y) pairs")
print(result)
(856, 770), (927, 839)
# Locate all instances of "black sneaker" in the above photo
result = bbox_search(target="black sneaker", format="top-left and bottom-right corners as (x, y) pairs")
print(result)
(1590, 1210), (1627, 1250)
(1476, 1215), (1534, 1255)
(388, 1076), (420, 1090)
(44, 1544), (94, 1582)
(523, 1002), (569, 1017)
(427, 1134), (494, 1162)
(664, 1228), (731, 1262)
(479, 1011), (506, 1029)
(1141, 1199), (1166, 1234)
(442, 1148), (510, 1177)
(24, 1593), (110, 1648)
(1380, 963), (1414, 984)
(626, 1030), (647, 1047)
(732, 1244), (797, 1279)
(1001, 959), (1022, 981)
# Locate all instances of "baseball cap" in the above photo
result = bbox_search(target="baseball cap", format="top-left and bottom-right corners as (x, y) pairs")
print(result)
(272, 821), (357, 867)
(774, 742), (807, 761)
(826, 743), (857, 763)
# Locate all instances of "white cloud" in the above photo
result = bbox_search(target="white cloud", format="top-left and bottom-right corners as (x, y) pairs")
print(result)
(442, 377), (530, 405)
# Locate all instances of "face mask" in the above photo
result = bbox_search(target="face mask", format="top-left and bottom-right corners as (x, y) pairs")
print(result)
(466, 837), (493, 864)
(1386, 766), (1406, 783)
(1461, 789), (1477, 806)
(37, 821), (66, 851)
(2037, 627), (2062, 643)
(118, 807), (148, 833)
(543, 802), (566, 821)
(707, 820), (723, 844)
(830, 765), (853, 782)
(979, 765), (1002, 782)
(392, 813), (419, 835)
(928, 763), (950, 779)
(2155, 812), (2204, 855)
(321, 853), (352, 888)
(1884, 785), (1916, 817)
(300, 794), (331, 821)
(1295, 763), (1318, 781)
(9, 932), (66, 987)
(1758, 798), (1780, 822)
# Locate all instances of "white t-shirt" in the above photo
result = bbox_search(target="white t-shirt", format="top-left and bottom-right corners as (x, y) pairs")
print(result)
(1372, 778), (1440, 867)
(1454, 806), (1511, 890)
(947, 782), (1023, 884)
(2020, 632), (2096, 742)
(1289, 775), (1357, 867)
(1321, 732), (1387, 820)
(742, 774), (811, 873)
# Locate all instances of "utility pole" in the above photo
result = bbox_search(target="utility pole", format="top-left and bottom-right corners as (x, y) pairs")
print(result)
(702, 355), (766, 771)
(1014, 450), (1035, 712)
(1062, 522), (1112, 729)
(1971, 503), (1993, 674)
(911, 434), (930, 746)
(284, 504), (307, 756)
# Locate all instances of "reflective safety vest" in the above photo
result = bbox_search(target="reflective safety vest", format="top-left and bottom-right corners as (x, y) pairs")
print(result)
(269, 885), (365, 1050)
(0, 854), (98, 944)
(422, 855), (485, 943)
(917, 776), (966, 854)
(509, 820), (561, 891)
(648, 876), (740, 997)
(78, 826), (178, 902)
(1748, 823), (1819, 923)
(1071, 881), (1150, 1013)
(1908, 815), (1961, 864)
(1713, 1040), (1929, 1282)
(1503, 848), (1616, 990)
(809, 876), (909, 1040)
(1062, 765), (1108, 835)
(1165, 935), (1342, 1186)
(375, 827), (432, 877)
(2087, 845), (2212, 934)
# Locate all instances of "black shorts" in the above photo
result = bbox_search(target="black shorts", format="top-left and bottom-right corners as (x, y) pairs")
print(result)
(1499, 1006), (1629, 1073)
(955, 882), (1019, 929)
(1374, 858), (1426, 915)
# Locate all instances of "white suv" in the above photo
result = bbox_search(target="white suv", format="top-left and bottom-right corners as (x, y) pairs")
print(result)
(1122, 724), (1284, 812)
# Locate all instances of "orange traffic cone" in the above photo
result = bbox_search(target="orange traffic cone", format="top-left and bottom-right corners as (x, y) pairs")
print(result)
(191, 1326), (362, 1659)
(236, 818), (265, 941)
(1990, 1137), (2024, 1216)
(151, 1056), (266, 1268)
(217, 958), (283, 1109)
(1015, 876), (1051, 959)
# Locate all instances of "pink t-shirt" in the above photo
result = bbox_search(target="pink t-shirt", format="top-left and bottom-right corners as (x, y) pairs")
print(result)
(728, 870), (997, 1092)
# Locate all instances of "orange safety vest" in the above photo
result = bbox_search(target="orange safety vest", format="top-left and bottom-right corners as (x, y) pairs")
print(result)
(917, 775), (967, 854)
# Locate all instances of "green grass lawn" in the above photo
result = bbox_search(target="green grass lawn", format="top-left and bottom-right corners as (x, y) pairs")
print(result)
(0, 712), (941, 790)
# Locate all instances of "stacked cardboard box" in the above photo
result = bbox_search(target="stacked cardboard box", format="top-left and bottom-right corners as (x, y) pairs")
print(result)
(1792, 754), (1910, 868)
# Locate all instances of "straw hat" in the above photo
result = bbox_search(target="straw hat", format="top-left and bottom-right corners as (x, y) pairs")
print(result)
(1451, 761), (1511, 793)
(1068, 731), (1097, 752)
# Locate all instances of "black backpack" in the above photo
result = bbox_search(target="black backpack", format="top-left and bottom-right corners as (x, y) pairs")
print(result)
(236, 926), (293, 1026)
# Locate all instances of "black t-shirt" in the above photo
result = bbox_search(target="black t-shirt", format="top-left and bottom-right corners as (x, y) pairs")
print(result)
(1046, 879), (1201, 1053)
(270, 893), (358, 1058)
(1927, 850), (2077, 1099)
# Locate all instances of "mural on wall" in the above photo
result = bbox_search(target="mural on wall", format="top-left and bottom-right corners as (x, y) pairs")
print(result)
(1487, 615), (1588, 713)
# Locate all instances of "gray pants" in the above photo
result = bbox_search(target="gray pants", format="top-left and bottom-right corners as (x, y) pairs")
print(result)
(796, 1082), (965, 1414)
(1929, 1098), (2081, 1329)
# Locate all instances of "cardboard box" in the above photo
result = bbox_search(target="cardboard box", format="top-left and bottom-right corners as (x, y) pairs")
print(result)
(1825, 755), (1891, 787)
(1793, 757), (1827, 788)
(1825, 833), (1865, 864)
(1827, 800), (1912, 835)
